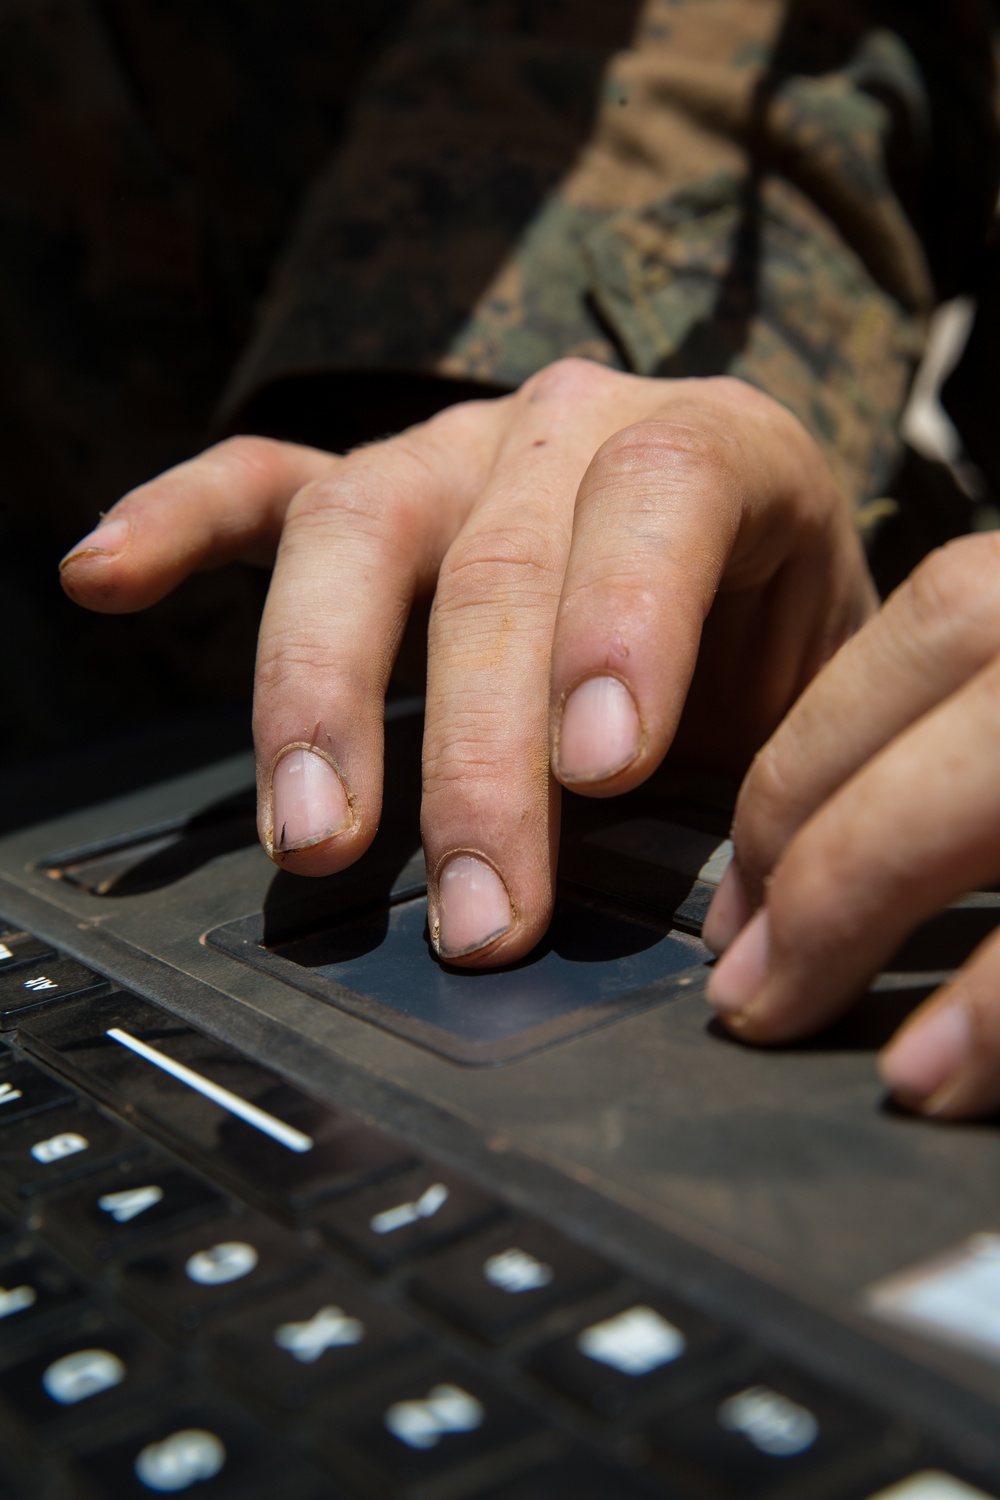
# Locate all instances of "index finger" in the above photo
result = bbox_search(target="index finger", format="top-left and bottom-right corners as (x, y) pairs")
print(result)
(59, 436), (337, 611)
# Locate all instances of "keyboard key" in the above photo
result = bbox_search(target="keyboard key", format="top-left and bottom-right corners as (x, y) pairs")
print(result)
(0, 1248), (90, 1346)
(18, 991), (414, 1213)
(0, 934), (56, 974)
(209, 1270), (426, 1412)
(862, 1475), (1000, 1500)
(647, 1357), (887, 1499)
(72, 1393), (291, 1499)
(0, 1318), (179, 1433)
(0, 958), (106, 1025)
(324, 1358), (546, 1498)
(120, 1216), (314, 1335)
(0, 1055), (72, 1125)
(315, 1164), (505, 1270)
(409, 1217), (618, 1344)
(474, 1456), (674, 1499)
(529, 1292), (732, 1421)
(0, 1102), (143, 1197)
(39, 1158), (226, 1263)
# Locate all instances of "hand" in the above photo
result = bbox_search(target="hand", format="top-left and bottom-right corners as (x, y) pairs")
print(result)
(704, 531), (1000, 1119)
(60, 360), (873, 967)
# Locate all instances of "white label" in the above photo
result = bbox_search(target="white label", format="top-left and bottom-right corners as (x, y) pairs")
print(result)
(0, 1083), (24, 1107)
(0, 1284), (36, 1319)
(867, 1234), (1000, 1364)
(370, 1183), (449, 1236)
(185, 1242), (258, 1287)
(42, 1348), (125, 1405)
(868, 1474), (996, 1500)
(23, 976), (57, 992)
(98, 1186), (165, 1223)
(274, 1305), (365, 1363)
(0, 944), (13, 961)
(134, 1429), (226, 1492)
(577, 1305), (686, 1375)
(106, 1030), (313, 1153)
(31, 1132), (88, 1165)
(385, 1384), (484, 1450)
(718, 1386), (819, 1457)
(483, 1248), (554, 1294)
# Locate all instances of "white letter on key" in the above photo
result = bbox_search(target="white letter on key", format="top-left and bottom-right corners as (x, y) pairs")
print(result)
(370, 1183), (449, 1236)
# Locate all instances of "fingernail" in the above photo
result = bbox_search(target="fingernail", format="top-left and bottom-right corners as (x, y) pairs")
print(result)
(706, 907), (770, 1017)
(556, 676), (641, 782)
(271, 747), (352, 852)
(434, 855), (513, 959)
(702, 859), (750, 954)
(879, 1002), (971, 1107)
(59, 515), (130, 568)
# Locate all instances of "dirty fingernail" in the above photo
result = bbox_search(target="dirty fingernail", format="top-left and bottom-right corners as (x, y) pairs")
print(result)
(271, 747), (352, 852)
(60, 515), (131, 568)
(434, 855), (513, 958)
(702, 859), (750, 954)
(706, 906), (770, 1017)
(556, 676), (641, 782)
(879, 1002), (971, 1107)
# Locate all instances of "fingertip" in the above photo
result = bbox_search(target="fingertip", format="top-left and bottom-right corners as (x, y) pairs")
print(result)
(267, 746), (353, 857)
(59, 515), (131, 571)
(702, 858), (750, 954)
(705, 906), (771, 1020)
(429, 852), (514, 962)
(553, 674), (642, 786)
(878, 1000), (972, 1113)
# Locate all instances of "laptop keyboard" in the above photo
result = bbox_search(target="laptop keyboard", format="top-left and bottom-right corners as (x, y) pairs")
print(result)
(0, 920), (990, 1500)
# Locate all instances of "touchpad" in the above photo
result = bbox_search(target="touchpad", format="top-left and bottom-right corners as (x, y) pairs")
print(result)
(207, 890), (710, 1065)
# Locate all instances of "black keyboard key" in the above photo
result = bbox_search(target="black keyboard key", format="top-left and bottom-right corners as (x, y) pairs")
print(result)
(316, 1163), (505, 1270)
(0, 1248), (90, 1346)
(0, 958), (106, 1025)
(0, 1318), (179, 1433)
(409, 1217), (618, 1344)
(0, 1055), (72, 1125)
(210, 1270), (426, 1412)
(39, 1158), (226, 1263)
(120, 1216), (314, 1335)
(325, 1359), (547, 1499)
(0, 1102), (143, 1198)
(648, 1357), (887, 1499)
(18, 992), (413, 1213)
(529, 1292), (732, 1422)
(474, 1456), (673, 1499)
(72, 1393), (292, 1499)
(0, 933), (55, 974)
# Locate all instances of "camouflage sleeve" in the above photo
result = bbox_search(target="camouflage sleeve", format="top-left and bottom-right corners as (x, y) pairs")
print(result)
(219, 0), (999, 515)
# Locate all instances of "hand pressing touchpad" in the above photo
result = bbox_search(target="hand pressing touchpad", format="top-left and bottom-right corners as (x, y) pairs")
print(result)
(208, 891), (710, 1065)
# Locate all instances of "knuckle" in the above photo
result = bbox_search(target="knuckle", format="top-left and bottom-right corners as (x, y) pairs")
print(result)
(902, 534), (1000, 644)
(437, 522), (560, 607)
(591, 418), (733, 487)
(421, 731), (509, 816)
(254, 630), (342, 693)
(520, 356), (611, 407)
(284, 464), (408, 551)
(199, 435), (289, 492)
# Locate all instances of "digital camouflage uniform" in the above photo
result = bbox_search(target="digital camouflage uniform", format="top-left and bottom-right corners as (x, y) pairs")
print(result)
(0, 0), (997, 760)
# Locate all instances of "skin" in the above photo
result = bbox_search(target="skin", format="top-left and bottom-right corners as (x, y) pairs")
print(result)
(60, 364), (875, 998)
(703, 529), (1000, 1120)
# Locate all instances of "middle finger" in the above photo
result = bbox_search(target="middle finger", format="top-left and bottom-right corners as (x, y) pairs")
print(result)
(422, 362), (632, 965)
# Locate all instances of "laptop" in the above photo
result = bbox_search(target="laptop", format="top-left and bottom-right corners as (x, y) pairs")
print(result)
(0, 693), (998, 1500)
